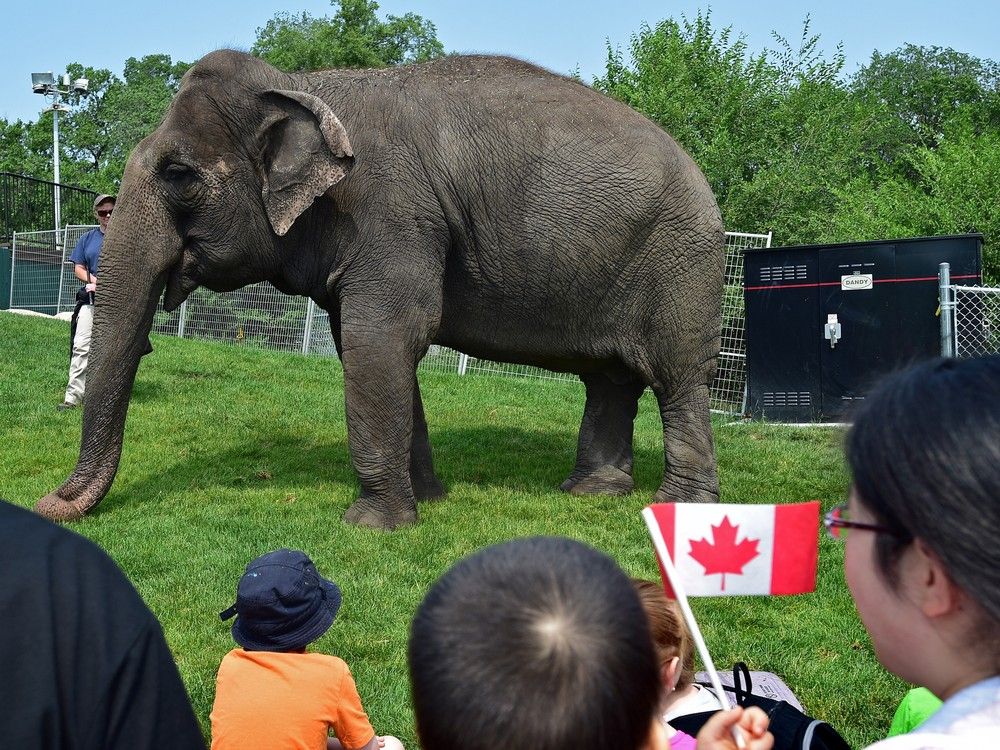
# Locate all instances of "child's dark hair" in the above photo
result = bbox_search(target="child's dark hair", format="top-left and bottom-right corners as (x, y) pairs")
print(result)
(632, 578), (695, 690)
(408, 536), (661, 750)
(846, 356), (1000, 631)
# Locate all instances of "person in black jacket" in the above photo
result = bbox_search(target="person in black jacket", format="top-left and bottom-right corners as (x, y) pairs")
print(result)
(0, 498), (205, 749)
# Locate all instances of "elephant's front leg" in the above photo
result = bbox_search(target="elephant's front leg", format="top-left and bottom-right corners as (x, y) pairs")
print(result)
(339, 319), (425, 530)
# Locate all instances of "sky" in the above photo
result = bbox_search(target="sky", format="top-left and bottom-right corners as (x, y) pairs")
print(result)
(2, 0), (996, 124)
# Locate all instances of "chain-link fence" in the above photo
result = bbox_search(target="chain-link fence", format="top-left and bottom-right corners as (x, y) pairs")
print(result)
(715, 231), (772, 411)
(952, 285), (1000, 357)
(11, 228), (771, 413)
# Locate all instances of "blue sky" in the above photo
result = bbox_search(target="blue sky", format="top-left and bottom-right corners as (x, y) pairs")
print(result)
(3, 1), (996, 124)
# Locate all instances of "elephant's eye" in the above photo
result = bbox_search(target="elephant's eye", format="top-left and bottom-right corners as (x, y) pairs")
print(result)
(163, 163), (196, 186)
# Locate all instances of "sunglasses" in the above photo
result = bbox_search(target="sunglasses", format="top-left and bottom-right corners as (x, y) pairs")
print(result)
(97, 209), (113, 217)
(823, 503), (898, 540)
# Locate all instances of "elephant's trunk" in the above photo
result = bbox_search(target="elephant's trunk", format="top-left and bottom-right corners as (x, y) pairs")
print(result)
(36, 171), (177, 521)
(36, 289), (164, 521)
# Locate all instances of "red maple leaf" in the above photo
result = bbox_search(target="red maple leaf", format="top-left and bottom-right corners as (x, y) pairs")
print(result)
(687, 515), (760, 592)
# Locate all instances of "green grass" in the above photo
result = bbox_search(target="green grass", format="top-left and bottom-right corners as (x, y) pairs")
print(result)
(0, 312), (906, 747)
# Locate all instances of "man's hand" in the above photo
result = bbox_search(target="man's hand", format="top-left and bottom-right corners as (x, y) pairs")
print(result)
(85, 282), (97, 293)
(696, 707), (773, 750)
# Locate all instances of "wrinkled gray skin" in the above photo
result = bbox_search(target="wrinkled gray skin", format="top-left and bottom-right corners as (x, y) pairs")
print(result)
(36, 50), (724, 530)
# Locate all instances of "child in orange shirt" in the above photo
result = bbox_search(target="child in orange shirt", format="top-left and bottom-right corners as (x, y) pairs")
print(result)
(210, 549), (403, 750)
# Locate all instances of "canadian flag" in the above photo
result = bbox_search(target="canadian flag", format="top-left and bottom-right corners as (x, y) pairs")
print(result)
(644, 502), (820, 597)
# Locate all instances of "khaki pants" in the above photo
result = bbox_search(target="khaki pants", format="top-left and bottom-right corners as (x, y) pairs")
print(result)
(65, 304), (93, 405)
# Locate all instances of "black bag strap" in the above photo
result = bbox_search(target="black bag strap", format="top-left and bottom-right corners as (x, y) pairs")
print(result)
(693, 661), (754, 705)
(732, 661), (752, 705)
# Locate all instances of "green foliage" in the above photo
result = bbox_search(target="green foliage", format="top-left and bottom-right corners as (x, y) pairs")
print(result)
(595, 11), (999, 283)
(252, 0), (444, 72)
(2, 312), (902, 749)
(824, 120), (1000, 280)
(0, 120), (50, 177)
(852, 44), (1000, 148)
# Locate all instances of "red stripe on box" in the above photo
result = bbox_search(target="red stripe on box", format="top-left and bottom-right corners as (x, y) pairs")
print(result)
(649, 503), (677, 599)
(770, 501), (820, 595)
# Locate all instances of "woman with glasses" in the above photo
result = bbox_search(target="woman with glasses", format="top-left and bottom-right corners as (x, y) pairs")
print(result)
(826, 355), (1000, 748)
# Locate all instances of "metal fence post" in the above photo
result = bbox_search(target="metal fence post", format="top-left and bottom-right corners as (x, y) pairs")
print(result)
(457, 352), (469, 375)
(939, 262), (954, 357)
(8, 231), (16, 308)
(57, 236), (69, 314)
(177, 300), (187, 338)
(303, 299), (316, 355)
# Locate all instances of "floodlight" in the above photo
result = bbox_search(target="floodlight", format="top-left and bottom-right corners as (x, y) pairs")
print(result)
(31, 71), (54, 94)
(61, 73), (71, 87)
(73, 78), (89, 94)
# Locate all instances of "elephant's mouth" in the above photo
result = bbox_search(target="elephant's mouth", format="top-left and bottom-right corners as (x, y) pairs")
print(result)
(162, 248), (197, 311)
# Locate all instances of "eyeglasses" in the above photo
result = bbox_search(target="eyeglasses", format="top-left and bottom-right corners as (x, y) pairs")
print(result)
(823, 503), (898, 540)
(97, 209), (113, 217)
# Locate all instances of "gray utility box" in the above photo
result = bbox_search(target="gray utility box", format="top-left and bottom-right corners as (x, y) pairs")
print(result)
(744, 234), (983, 423)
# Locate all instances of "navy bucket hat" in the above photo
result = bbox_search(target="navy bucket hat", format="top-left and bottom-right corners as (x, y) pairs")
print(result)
(220, 549), (342, 651)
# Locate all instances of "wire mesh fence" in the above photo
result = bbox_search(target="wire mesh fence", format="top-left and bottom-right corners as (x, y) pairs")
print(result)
(9, 226), (96, 314)
(11, 228), (771, 413)
(952, 285), (1000, 357)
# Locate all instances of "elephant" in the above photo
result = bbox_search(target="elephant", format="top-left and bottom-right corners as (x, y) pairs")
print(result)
(36, 50), (724, 530)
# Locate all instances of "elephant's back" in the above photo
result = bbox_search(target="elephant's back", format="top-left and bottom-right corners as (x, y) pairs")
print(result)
(308, 57), (723, 364)
(305, 54), (697, 178)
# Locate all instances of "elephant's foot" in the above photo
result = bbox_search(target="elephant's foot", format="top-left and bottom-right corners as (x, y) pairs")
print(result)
(560, 465), (634, 496)
(34, 493), (89, 522)
(343, 497), (418, 530)
(413, 475), (447, 502)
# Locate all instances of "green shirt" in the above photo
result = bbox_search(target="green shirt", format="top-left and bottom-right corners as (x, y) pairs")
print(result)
(888, 688), (943, 737)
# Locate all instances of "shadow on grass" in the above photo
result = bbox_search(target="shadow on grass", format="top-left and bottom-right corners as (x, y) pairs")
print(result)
(131, 379), (166, 402)
(92, 425), (665, 516)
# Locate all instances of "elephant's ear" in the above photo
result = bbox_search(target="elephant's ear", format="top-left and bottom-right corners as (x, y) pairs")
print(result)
(259, 89), (354, 236)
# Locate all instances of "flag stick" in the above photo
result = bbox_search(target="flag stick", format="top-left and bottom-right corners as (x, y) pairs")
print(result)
(642, 507), (746, 750)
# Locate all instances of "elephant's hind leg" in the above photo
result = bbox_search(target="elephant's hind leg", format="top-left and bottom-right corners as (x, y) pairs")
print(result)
(651, 380), (719, 504)
(410, 377), (446, 501)
(561, 373), (646, 496)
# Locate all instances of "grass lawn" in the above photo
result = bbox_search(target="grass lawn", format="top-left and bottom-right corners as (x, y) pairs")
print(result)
(0, 311), (907, 747)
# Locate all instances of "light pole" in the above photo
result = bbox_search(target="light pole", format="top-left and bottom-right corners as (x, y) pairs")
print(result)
(30, 72), (89, 237)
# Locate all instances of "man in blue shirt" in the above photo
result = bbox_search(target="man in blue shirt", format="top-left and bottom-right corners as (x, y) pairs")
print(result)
(59, 194), (115, 410)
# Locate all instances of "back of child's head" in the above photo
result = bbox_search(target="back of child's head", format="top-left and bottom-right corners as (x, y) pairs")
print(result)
(219, 548), (342, 652)
(408, 536), (661, 750)
(632, 578), (695, 690)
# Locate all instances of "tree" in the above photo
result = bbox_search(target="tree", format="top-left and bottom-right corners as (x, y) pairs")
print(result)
(0, 119), (50, 178)
(852, 44), (1000, 147)
(252, 0), (444, 72)
(593, 13), (891, 242)
(57, 55), (190, 191)
(825, 116), (1000, 282)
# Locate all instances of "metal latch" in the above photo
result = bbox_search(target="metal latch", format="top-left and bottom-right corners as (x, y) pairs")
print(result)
(824, 314), (842, 349)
